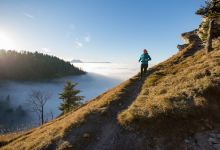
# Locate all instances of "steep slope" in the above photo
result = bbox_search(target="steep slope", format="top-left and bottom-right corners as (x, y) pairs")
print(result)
(2, 38), (220, 150)
(119, 43), (220, 130)
(0, 74), (145, 150)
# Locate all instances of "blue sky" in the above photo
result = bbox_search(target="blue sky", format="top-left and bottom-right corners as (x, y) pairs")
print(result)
(0, 0), (204, 63)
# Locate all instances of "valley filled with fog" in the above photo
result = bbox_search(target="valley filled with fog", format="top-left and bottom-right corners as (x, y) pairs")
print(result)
(0, 62), (141, 131)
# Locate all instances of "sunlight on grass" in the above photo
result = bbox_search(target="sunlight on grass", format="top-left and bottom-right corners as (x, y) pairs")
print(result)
(118, 46), (220, 130)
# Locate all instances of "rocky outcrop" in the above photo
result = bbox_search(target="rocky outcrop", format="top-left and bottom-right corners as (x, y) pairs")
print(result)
(181, 30), (202, 44)
(177, 30), (202, 51)
(177, 44), (188, 51)
(184, 130), (220, 150)
(198, 16), (220, 41)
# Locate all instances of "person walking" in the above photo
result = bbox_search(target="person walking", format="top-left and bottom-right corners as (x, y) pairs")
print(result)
(139, 49), (151, 78)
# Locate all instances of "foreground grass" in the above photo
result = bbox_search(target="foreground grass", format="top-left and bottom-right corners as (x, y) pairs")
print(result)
(118, 45), (220, 133)
(1, 76), (137, 150)
(0, 131), (27, 147)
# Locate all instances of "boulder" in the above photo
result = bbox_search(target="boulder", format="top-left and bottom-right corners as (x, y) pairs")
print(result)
(177, 44), (189, 51)
(181, 30), (202, 44)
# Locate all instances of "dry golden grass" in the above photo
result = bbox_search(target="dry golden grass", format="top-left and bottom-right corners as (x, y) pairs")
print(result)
(1, 77), (136, 150)
(118, 45), (220, 130)
(0, 131), (26, 147)
(2, 41), (220, 149)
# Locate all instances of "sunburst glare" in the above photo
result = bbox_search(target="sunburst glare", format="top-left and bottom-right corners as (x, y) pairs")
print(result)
(0, 30), (16, 50)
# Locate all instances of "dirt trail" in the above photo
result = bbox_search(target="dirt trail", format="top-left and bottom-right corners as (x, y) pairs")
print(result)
(60, 75), (149, 150)
(86, 77), (144, 150)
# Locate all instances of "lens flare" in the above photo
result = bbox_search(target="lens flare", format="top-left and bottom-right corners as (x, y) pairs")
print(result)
(0, 31), (16, 50)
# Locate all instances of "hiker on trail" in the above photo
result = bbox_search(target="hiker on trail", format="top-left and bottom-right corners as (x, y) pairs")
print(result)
(139, 49), (151, 78)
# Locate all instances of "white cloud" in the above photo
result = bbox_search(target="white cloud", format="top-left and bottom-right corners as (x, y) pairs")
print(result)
(84, 33), (91, 43)
(74, 40), (83, 48)
(73, 33), (91, 48)
(23, 12), (34, 19)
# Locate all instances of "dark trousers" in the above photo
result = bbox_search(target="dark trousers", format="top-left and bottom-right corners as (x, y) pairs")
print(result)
(140, 64), (148, 78)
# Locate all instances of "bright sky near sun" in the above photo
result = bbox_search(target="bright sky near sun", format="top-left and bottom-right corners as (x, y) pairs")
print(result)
(0, 0), (205, 63)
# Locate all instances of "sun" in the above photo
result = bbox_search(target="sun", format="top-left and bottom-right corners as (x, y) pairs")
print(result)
(0, 31), (16, 50)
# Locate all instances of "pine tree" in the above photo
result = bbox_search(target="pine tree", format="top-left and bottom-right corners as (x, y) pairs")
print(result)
(59, 81), (84, 113)
(196, 0), (220, 17)
(0, 50), (85, 81)
(196, 0), (220, 53)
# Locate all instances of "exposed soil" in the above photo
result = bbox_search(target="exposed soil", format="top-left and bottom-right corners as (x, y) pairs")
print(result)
(51, 74), (150, 150)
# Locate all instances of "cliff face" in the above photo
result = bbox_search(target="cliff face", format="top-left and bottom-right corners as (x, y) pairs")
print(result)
(198, 16), (220, 41)
(196, 0), (220, 42)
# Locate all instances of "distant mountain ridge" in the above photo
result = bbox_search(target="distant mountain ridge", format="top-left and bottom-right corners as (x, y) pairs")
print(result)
(71, 59), (83, 63)
(71, 59), (111, 63)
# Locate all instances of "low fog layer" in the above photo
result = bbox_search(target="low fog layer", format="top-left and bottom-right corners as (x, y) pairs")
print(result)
(0, 62), (143, 131)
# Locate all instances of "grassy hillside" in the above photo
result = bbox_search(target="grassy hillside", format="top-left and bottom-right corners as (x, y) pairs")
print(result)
(0, 50), (85, 80)
(118, 43), (220, 133)
(1, 39), (220, 149)
(0, 76), (141, 149)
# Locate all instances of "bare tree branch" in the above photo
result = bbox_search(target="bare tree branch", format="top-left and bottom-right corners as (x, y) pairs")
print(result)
(27, 90), (51, 125)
